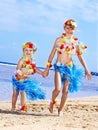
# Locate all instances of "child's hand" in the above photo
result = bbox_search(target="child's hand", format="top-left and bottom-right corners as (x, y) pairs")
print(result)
(21, 68), (28, 75)
(42, 70), (49, 77)
(21, 68), (30, 78)
(85, 71), (92, 80)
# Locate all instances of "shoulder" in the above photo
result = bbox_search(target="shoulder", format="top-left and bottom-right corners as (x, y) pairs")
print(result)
(16, 57), (24, 69)
(17, 57), (24, 65)
(55, 37), (63, 45)
(55, 37), (62, 42)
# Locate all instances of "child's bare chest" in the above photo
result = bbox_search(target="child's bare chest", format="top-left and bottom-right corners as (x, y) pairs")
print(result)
(56, 37), (78, 55)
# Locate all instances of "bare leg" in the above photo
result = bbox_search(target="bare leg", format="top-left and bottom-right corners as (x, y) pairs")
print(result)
(58, 81), (70, 116)
(18, 91), (27, 112)
(20, 91), (26, 106)
(11, 91), (18, 111)
(49, 71), (61, 113)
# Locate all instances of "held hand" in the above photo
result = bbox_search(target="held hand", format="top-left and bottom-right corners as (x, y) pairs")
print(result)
(85, 71), (92, 80)
(42, 70), (49, 77)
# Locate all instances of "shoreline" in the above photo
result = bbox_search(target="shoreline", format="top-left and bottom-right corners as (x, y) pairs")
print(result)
(0, 96), (98, 130)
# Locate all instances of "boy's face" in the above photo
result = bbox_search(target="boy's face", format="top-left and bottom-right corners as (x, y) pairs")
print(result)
(64, 25), (76, 35)
(23, 47), (33, 58)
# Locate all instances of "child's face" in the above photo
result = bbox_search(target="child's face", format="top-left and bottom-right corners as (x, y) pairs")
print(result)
(64, 25), (76, 35)
(23, 47), (33, 58)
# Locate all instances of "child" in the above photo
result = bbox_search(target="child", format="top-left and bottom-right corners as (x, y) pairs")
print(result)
(43, 19), (92, 116)
(11, 42), (45, 112)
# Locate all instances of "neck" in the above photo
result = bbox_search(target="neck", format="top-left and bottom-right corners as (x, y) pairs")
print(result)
(23, 56), (32, 61)
(65, 34), (73, 39)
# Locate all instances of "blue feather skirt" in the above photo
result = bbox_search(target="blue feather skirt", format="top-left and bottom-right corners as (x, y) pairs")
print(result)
(12, 76), (46, 100)
(54, 63), (84, 92)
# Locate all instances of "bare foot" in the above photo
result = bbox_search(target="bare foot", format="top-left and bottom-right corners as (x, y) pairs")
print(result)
(11, 107), (16, 112)
(49, 102), (54, 113)
(58, 108), (63, 116)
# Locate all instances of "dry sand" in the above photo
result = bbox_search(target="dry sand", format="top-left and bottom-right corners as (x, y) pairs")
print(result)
(0, 97), (98, 130)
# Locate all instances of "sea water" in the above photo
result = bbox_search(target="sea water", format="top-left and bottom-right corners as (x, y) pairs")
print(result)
(0, 63), (98, 101)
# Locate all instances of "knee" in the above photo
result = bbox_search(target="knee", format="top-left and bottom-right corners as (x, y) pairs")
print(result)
(12, 92), (18, 97)
(54, 88), (61, 93)
(62, 90), (68, 96)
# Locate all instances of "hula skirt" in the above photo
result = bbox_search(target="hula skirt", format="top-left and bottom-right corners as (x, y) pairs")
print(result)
(12, 76), (46, 100)
(54, 63), (84, 92)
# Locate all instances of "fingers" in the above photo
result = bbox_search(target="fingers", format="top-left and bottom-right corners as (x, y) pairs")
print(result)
(42, 72), (48, 77)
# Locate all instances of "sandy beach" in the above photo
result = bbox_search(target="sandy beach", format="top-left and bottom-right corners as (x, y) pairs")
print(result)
(0, 97), (98, 130)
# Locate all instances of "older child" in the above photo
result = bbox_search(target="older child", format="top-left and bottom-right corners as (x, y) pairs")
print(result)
(11, 42), (45, 112)
(43, 19), (92, 116)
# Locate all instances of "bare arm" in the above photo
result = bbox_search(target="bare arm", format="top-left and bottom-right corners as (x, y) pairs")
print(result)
(47, 38), (61, 67)
(47, 39), (58, 63)
(36, 67), (43, 75)
(43, 38), (59, 77)
(16, 58), (23, 70)
(15, 58), (30, 79)
(77, 55), (92, 80)
(77, 55), (89, 72)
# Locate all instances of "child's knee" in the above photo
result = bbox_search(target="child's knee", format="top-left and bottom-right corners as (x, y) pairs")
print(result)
(20, 91), (26, 96)
(62, 90), (68, 95)
(54, 88), (60, 93)
(13, 92), (18, 97)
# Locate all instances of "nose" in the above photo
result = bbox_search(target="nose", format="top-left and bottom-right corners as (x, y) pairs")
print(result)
(27, 51), (31, 54)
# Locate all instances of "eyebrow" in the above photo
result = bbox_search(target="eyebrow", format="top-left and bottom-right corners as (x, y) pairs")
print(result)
(66, 26), (75, 30)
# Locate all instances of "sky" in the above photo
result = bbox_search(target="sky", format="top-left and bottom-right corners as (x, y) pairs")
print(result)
(0, 0), (97, 72)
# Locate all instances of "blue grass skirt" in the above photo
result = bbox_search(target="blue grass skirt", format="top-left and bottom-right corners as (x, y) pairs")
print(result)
(54, 63), (84, 92)
(12, 76), (46, 100)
